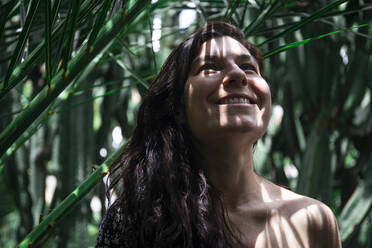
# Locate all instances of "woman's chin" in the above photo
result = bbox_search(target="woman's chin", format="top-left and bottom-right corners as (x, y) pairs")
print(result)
(215, 117), (267, 133)
(192, 122), (266, 145)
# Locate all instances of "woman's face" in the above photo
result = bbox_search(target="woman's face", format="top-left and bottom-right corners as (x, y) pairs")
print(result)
(184, 36), (271, 145)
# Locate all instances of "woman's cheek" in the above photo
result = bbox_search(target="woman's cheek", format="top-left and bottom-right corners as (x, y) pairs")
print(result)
(252, 77), (270, 94)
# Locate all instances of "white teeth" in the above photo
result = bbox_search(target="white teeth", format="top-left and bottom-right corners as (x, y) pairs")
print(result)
(220, 97), (250, 104)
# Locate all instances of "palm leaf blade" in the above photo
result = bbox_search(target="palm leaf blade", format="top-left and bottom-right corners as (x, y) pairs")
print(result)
(45, 0), (52, 86)
(259, 0), (348, 46)
(2, 0), (42, 89)
(263, 23), (370, 58)
(87, 0), (113, 49)
(0, 0), (151, 158)
(17, 144), (124, 247)
(62, 0), (81, 74)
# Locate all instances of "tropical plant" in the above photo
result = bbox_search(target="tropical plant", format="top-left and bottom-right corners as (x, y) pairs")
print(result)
(0, 0), (371, 247)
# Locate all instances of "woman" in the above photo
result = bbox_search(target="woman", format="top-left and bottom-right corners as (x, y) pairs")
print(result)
(96, 21), (341, 248)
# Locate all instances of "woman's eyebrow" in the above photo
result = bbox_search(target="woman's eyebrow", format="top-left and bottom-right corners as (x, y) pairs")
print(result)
(239, 54), (259, 68)
(191, 54), (258, 69)
(191, 55), (219, 66)
(239, 54), (255, 62)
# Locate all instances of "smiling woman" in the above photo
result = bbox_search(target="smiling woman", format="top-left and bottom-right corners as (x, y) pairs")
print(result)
(184, 35), (271, 142)
(95, 22), (341, 248)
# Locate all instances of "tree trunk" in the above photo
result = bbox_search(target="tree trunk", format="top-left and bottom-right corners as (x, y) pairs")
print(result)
(57, 80), (93, 248)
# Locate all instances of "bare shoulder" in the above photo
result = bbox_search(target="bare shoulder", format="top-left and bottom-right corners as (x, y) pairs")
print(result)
(289, 196), (340, 247)
(260, 178), (342, 248)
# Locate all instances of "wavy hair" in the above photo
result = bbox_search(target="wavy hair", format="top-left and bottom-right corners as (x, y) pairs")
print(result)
(107, 21), (263, 247)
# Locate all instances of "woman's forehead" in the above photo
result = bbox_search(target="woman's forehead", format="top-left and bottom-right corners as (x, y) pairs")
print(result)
(197, 36), (251, 58)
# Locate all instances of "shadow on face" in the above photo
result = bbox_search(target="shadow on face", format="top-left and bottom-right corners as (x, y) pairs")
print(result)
(184, 36), (271, 146)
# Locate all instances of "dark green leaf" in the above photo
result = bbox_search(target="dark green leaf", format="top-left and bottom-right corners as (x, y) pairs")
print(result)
(0, 0), (18, 44)
(259, 0), (348, 46)
(45, 0), (52, 87)
(87, 0), (113, 50)
(51, 0), (62, 25)
(263, 23), (370, 58)
(244, 1), (283, 37)
(296, 121), (332, 203)
(2, 0), (41, 89)
(339, 159), (372, 241)
(17, 144), (125, 248)
(62, 0), (81, 74)
(108, 52), (149, 90)
(0, 0), (151, 159)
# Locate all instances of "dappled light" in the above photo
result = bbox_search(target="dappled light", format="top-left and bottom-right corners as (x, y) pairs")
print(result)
(185, 35), (271, 144)
(226, 181), (340, 247)
(0, 0), (370, 247)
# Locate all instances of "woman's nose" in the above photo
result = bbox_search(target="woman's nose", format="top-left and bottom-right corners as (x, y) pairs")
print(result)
(222, 65), (248, 87)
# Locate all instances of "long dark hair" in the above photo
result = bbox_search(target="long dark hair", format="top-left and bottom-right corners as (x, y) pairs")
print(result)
(107, 21), (263, 247)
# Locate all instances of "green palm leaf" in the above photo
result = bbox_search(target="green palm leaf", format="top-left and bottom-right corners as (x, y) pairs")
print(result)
(0, 0), (18, 44)
(258, 0), (348, 46)
(87, 0), (113, 50)
(17, 144), (124, 248)
(44, 0), (52, 87)
(263, 23), (371, 58)
(0, 0), (151, 158)
(2, 0), (41, 89)
(61, 0), (81, 74)
(0, 0), (101, 100)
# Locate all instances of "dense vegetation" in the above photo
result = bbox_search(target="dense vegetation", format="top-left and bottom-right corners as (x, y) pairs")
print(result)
(0, 0), (371, 247)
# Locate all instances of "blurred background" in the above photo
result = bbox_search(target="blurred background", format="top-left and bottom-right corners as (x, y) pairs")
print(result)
(0, 0), (371, 247)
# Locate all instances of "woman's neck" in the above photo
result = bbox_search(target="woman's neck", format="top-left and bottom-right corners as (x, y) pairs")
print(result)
(194, 140), (263, 209)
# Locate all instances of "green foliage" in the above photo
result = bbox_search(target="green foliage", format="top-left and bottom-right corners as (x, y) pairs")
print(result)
(2, 0), (42, 89)
(18, 144), (123, 248)
(0, 0), (371, 247)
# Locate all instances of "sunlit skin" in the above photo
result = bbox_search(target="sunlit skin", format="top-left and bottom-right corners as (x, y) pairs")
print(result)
(184, 36), (341, 248)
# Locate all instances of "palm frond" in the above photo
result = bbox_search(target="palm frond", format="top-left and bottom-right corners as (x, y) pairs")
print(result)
(2, 0), (41, 89)
(0, 0), (151, 158)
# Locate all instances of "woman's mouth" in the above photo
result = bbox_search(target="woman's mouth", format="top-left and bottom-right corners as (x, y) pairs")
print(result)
(218, 97), (252, 104)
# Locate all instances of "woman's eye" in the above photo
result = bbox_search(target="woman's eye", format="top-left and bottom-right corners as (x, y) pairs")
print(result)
(199, 64), (218, 74)
(240, 64), (257, 73)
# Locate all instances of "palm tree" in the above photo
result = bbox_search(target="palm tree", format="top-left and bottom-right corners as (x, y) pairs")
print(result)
(0, 0), (371, 247)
